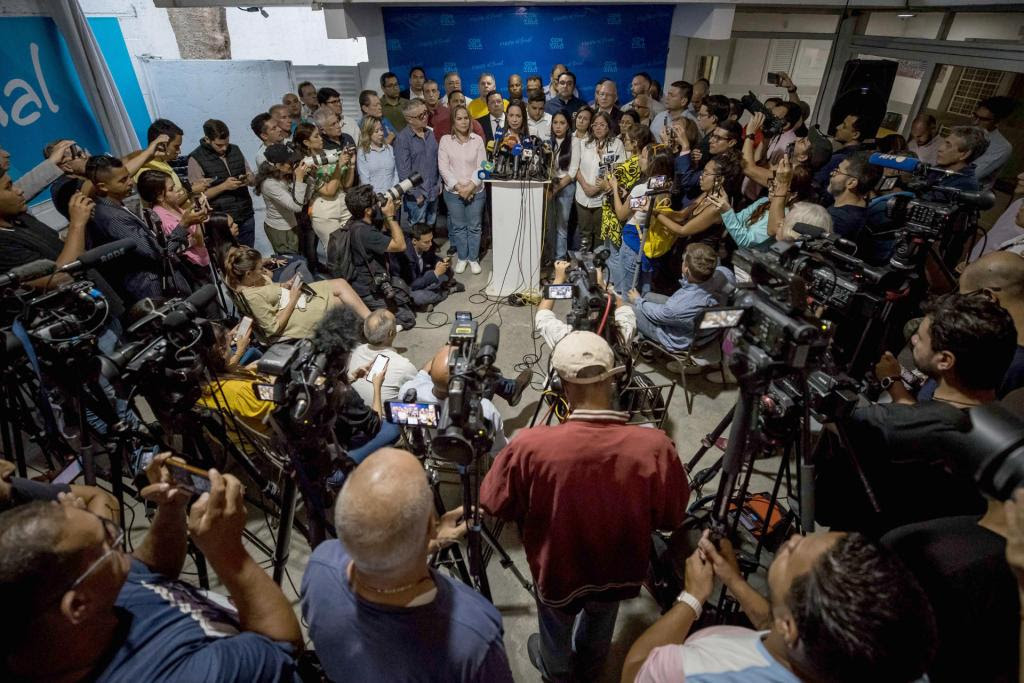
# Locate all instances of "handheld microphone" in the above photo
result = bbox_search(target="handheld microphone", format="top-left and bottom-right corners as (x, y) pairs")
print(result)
(162, 284), (218, 329)
(0, 259), (57, 288)
(478, 323), (500, 367)
(59, 239), (136, 274)
(511, 144), (523, 178)
(868, 153), (923, 174)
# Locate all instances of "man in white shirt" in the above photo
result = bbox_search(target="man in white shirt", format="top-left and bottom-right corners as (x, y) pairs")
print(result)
(907, 113), (941, 167)
(398, 345), (508, 455)
(346, 309), (418, 406)
(622, 72), (666, 114)
(526, 92), (552, 139)
(535, 260), (636, 350)
(651, 81), (698, 141)
(972, 96), (1015, 189)
(250, 112), (288, 169)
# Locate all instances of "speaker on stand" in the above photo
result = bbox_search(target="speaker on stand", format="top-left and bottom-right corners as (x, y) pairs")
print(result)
(827, 59), (899, 140)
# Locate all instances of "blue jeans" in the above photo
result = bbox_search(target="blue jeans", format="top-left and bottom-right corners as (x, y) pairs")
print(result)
(546, 181), (575, 261)
(403, 195), (438, 227)
(535, 598), (620, 682)
(327, 421), (401, 487)
(443, 190), (485, 261)
(613, 240), (651, 296)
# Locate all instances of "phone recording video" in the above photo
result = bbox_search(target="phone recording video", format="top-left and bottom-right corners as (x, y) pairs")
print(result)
(365, 354), (390, 383)
(385, 401), (441, 427)
(697, 307), (746, 330)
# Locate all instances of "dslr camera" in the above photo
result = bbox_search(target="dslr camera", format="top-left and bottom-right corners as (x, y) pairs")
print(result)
(739, 91), (785, 138)
(372, 271), (396, 301)
(376, 172), (424, 206)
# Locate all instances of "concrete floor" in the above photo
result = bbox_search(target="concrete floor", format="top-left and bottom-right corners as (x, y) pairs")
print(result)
(30, 246), (759, 682)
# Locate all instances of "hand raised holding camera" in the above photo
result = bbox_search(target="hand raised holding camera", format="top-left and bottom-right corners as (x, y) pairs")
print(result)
(68, 192), (95, 228)
(553, 260), (571, 283)
(381, 194), (396, 218)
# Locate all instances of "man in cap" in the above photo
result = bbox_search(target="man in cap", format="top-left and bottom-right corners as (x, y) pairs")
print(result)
(480, 331), (689, 682)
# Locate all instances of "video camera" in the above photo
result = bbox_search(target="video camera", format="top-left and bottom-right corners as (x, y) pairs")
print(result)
(254, 339), (337, 428)
(739, 91), (786, 138)
(553, 247), (613, 335)
(431, 313), (503, 465)
(868, 153), (995, 271)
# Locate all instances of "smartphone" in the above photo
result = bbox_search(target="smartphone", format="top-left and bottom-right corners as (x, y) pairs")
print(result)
(165, 456), (212, 495)
(629, 196), (646, 210)
(767, 72), (780, 85)
(234, 316), (253, 342)
(455, 311), (472, 322)
(385, 401), (441, 427)
(546, 284), (573, 300)
(648, 175), (669, 190)
(696, 307), (746, 330)
(365, 353), (390, 383)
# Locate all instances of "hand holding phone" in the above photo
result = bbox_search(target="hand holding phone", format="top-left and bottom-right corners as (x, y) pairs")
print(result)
(165, 456), (212, 496)
(233, 316), (253, 343)
(364, 354), (390, 383)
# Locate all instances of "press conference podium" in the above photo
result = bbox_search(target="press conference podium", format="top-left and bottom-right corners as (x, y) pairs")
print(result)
(484, 179), (548, 297)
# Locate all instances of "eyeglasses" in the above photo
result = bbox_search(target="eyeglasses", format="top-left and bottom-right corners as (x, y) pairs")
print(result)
(708, 133), (733, 142)
(64, 516), (124, 596)
(972, 112), (995, 122)
(831, 168), (852, 178)
(410, 111), (428, 120)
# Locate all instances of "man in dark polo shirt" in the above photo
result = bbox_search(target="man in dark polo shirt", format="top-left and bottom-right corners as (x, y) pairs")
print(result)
(480, 331), (689, 682)
(826, 151), (880, 242)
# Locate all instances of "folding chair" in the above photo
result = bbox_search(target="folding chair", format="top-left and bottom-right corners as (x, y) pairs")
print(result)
(636, 332), (725, 414)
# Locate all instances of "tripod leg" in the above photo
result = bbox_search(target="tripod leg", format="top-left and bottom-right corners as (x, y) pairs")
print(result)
(273, 474), (298, 585)
(480, 524), (534, 594)
(430, 479), (471, 585)
(687, 405), (735, 472)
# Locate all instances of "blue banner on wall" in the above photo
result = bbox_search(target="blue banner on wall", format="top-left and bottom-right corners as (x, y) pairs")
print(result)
(382, 6), (673, 104)
(0, 17), (151, 205)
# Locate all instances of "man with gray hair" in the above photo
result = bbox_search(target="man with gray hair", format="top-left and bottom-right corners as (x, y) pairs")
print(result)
(394, 98), (440, 226)
(301, 448), (514, 682)
(346, 309), (418, 405)
(932, 125), (988, 194)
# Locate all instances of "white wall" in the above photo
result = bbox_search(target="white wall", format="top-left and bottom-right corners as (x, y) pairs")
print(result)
(225, 6), (367, 66)
(864, 12), (945, 39)
(732, 12), (839, 34)
(947, 11), (1024, 42)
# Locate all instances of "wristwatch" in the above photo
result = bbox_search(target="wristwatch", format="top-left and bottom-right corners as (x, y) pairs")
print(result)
(880, 375), (901, 390)
(746, 133), (757, 141)
(787, 87), (798, 94)
(675, 590), (704, 619)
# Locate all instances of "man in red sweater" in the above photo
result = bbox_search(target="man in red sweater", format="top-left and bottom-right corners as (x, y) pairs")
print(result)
(480, 331), (689, 682)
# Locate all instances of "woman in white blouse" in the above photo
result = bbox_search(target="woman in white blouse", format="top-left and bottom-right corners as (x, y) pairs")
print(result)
(574, 111), (625, 250)
(438, 105), (487, 275)
(546, 110), (580, 261)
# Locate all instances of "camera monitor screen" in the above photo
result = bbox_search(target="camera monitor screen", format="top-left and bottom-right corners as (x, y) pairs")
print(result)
(545, 284), (573, 300)
(385, 401), (441, 427)
(697, 307), (745, 330)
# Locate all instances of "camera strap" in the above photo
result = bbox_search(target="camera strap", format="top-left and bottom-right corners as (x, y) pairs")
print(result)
(352, 222), (389, 279)
(10, 319), (62, 439)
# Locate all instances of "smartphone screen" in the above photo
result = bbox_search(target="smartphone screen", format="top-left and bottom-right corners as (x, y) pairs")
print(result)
(234, 316), (253, 341)
(648, 175), (669, 190)
(365, 354), (390, 383)
(629, 196), (646, 210)
(385, 401), (441, 427)
(767, 72), (780, 85)
(546, 284), (573, 300)
(166, 456), (212, 495)
(455, 311), (472, 322)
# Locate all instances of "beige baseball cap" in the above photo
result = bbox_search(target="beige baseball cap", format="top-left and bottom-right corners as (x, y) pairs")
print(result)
(551, 331), (625, 384)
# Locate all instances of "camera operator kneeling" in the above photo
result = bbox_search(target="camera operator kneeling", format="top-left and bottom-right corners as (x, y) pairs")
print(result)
(629, 242), (733, 357)
(340, 184), (417, 330)
(816, 293), (1018, 537)
(536, 259), (636, 350)
(224, 246), (369, 340)
(0, 455), (303, 682)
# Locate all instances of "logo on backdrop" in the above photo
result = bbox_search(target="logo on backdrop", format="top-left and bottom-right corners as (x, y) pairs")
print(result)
(549, 37), (564, 49)
(603, 61), (618, 74)
(444, 61), (458, 73)
(632, 37), (646, 49)
(520, 12), (538, 25)
(607, 13), (622, 25)
(387, 38), (401, 51)
(523, 61), (537, 73)
(467, 38), (483, 50)
(440, 14), (455, 26)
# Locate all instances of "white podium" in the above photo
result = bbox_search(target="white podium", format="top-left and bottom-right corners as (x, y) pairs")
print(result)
(484, 179), (548, 297)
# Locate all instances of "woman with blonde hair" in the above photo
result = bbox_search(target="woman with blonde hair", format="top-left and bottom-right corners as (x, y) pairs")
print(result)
(223, 246), (369, 340)
(356, 115), (400, 197)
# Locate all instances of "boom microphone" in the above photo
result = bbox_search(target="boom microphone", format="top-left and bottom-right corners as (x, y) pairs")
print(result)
(868, 153), (922, 174)
(59, 239), (136, 274)
(0, 259), (57, 288)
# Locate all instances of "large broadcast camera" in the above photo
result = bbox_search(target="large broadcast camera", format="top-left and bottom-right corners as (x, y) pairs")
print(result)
(254, 339), (339, 428)
(431, 313), (504, 465)
(479, 131), (552, 182)
(868, 153), (995, 272)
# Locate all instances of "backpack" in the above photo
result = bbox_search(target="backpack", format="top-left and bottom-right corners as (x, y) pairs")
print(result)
(326, 224), (358, 280)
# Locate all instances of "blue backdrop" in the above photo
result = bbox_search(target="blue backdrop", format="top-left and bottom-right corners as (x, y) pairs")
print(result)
(382, 6), (673, 104)
(0, 17), (150, 205)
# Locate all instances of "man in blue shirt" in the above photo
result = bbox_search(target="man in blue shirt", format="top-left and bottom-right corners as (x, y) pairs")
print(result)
(0, 454), (301, 682)
(393, 99), (441, 228)
(302, 447), (514, 682)
(629, 243), (733, 353)
(929, 125), (988, 195)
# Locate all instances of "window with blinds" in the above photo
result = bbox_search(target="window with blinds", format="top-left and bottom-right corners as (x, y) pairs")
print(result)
(947, 67), (1003, 116)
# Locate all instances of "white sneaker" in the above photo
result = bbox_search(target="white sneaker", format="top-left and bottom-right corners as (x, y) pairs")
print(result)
(454, 259), (468, 274)
(469, 261), (482, 274)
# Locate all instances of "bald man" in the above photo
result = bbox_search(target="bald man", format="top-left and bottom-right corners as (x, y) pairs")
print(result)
(301, 448), (513, 682)
(961, 251), (1024, 396)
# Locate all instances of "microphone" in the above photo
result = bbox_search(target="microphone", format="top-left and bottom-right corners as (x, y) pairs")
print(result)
(58, 239), (136, 274)
(162, 284), (218, 329)
(478, 323), (500, 367)
(868, 153), (922, 174)
(793, 223), (858, 253)
(0, 259), (57, 288)
(511, 144), (523, 179)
